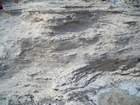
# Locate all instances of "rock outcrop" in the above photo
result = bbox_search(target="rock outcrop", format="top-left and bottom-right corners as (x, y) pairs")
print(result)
(0, 0), (140, 105)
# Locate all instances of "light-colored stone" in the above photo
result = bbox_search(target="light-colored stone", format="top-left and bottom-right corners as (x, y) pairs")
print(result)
(98, 88), (140, 105)
(0, 0), (140, 105)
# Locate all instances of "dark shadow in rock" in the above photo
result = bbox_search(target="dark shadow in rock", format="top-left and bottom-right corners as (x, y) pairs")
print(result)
(0, 72), (5, 78)
(3, 10), (22, 17)
(52, 21), (92, 33)
(137, 58), (140, 62)
(0, 64), (9, 78)
(124, 21), (137, 27)
(54, 40), (78, 51)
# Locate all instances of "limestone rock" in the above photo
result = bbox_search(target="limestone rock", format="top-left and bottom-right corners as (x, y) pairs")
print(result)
(98, 88), (140, 105)
(0, 0), (140, 105)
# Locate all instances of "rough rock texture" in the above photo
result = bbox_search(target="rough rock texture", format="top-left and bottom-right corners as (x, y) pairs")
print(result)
(0, 0), (140, 105)
(98, 88), (140, 105)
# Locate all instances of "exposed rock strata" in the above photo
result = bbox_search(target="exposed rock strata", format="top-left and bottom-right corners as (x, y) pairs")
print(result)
(0, 0), (140, 105)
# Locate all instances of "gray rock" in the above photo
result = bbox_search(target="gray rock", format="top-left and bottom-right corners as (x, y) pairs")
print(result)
(0, 0), (140, 105)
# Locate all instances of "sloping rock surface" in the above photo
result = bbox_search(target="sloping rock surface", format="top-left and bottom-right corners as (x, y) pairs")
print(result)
(0, 0), (140, 105)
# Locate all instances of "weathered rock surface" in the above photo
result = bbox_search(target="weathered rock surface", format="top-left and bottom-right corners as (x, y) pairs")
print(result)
(0, 0), (140, 105)
(98, 88), (140, 105)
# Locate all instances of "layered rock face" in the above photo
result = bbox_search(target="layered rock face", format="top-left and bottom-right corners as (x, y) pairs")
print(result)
(0, 0), (140, 105)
